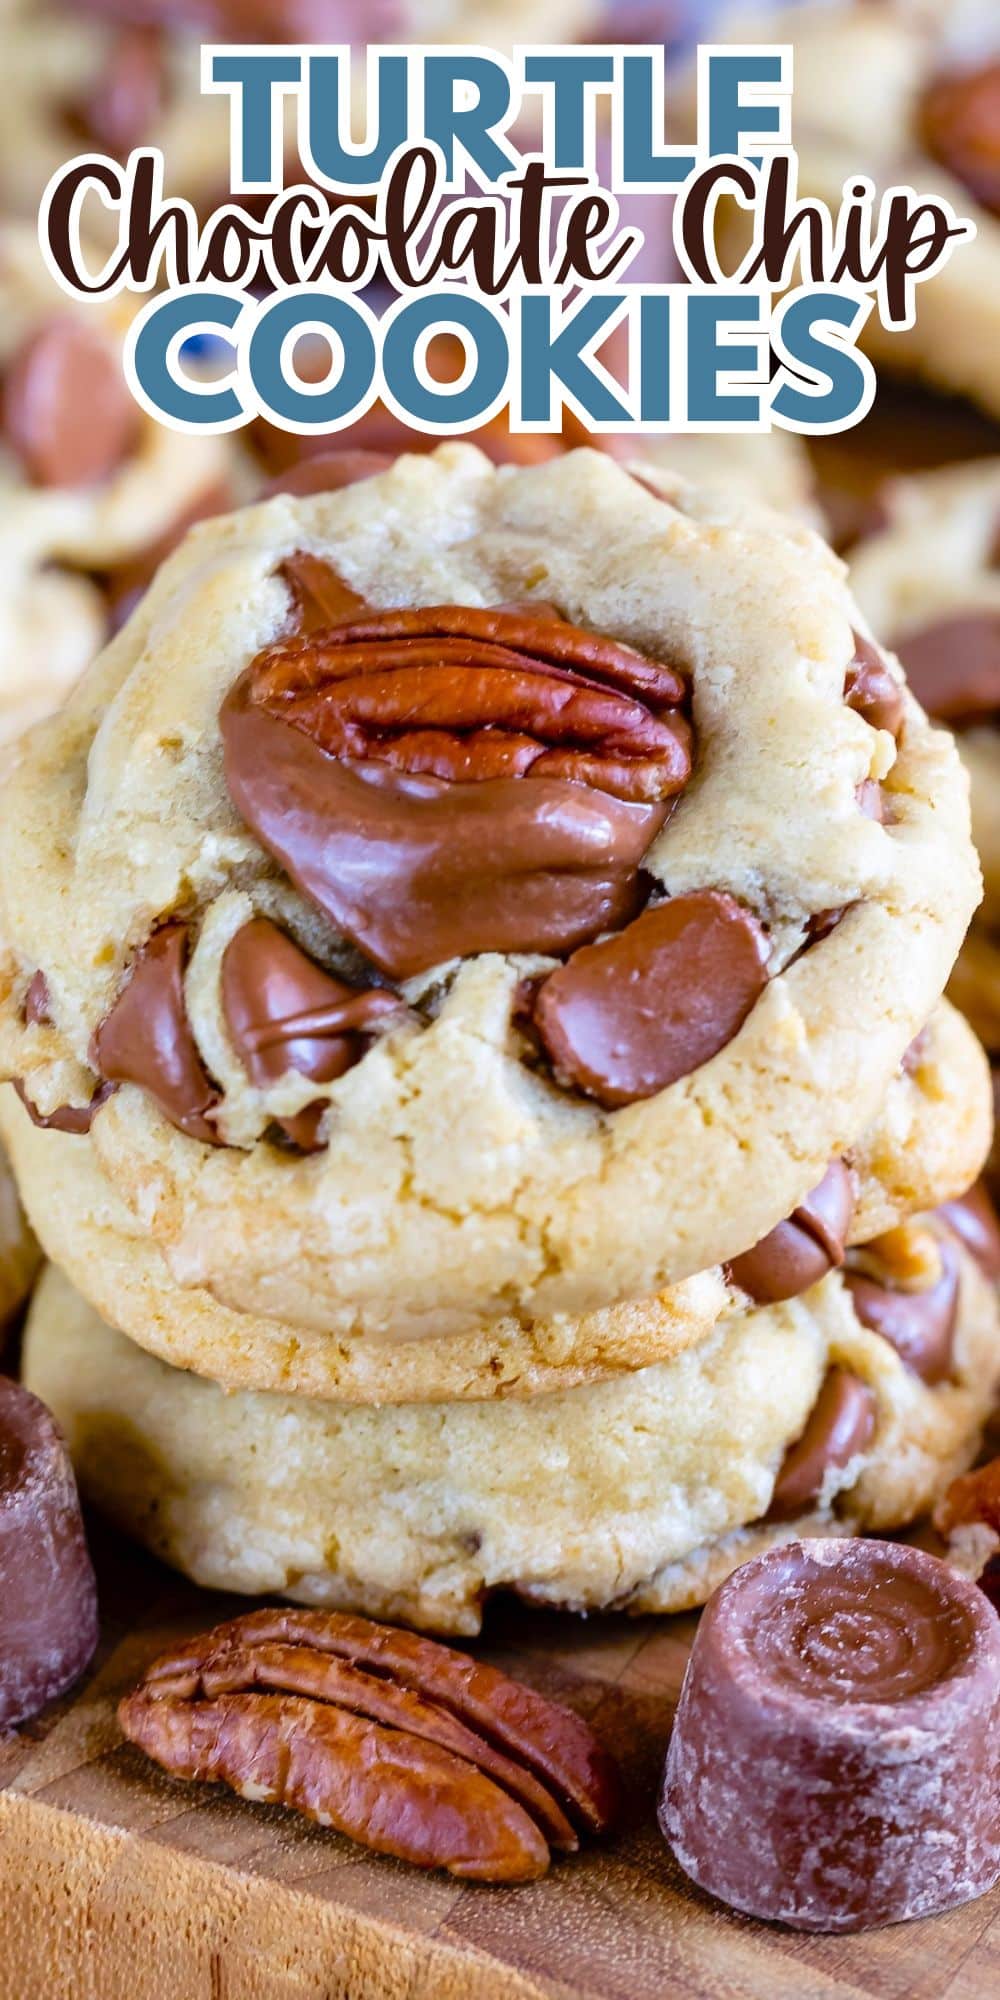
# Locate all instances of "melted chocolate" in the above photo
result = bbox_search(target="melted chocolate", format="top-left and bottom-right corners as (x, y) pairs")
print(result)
(844, 633), (905, 737)
(728, 1161), (854, 1305)
(845, 1237), (960, 1386)
(765, 1368), (877, 1522)
(92, 924), (220, 1144)
(532, 891), (768, 1108)
(937, 1182), (1000, 1279)
(222, 916), (403, 1150)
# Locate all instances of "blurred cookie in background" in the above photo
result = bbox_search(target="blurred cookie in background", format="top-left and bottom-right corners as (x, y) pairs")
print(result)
(0, 224), (236, 742)
(849, 456), (1000, 1172)
(678, 2), (1000, 420)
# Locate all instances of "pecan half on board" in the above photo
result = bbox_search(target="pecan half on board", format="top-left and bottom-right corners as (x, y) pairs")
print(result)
(220, 576), (692, 979)
(118, 1608), (622, 1881)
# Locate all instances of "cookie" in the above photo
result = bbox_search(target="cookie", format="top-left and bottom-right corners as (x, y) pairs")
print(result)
(848, 458), (1000, 1055)
(0, 448), (978, 1348)
(698, 3), (1000, 419)
(0, 1141), (39, 1338)
(0, 998), (988, 1399)
(0, 225), (234, 741)
(24, 1195), (1000, 1633)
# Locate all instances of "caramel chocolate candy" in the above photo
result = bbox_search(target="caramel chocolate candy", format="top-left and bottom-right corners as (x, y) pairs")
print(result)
(765, 1368), (877, 1523)
(893, 611), (1000, 727)
(919, 59), (1000, 219)
(660, 1539), (1000, 1931)
(0, 1378), (98, 1728)
(2, 318), (139, 490)
(845, 1237), (960, 1385)
(533, 891), (768, 1109)
(92, 923), (220, 1144)
(938, 1181), (1000, 1279)
(221, 597), (690, 979)
(222, 916), (403, 1149)
(844, 633), (905, 737)
(728, 1161), (854, 1305)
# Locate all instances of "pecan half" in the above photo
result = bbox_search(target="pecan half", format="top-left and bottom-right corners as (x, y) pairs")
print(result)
(118, 1609), (621, 1881)
(220, 575), (692, 978)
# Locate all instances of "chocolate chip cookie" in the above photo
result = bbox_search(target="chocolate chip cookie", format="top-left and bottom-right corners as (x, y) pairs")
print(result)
(24, 1187), (1000, 1632)
(0, 448), (978, 1353)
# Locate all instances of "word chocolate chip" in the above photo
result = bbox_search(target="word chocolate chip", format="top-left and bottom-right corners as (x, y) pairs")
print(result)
(92, 923), (220, 1144)
(660, 1539), (1000, 1930)
(221, 586), (691, 978)
(765, 1367), (877, 1522)
(728, 1161), (854, 1304)
(893, 610), (1000, 726)
(2, 318), (139, 489)
(119, 1608), (621, 1882)
(222, 916), (404, 1149)
(532, 890), (768, 1108)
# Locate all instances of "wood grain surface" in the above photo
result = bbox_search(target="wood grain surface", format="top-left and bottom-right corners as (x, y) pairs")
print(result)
(0, 1519), (997, 2000)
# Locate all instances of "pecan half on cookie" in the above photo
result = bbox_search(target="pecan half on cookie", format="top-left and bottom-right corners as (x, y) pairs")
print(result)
(118, 1608), (621, 1881)
(220, 573), (692, 980)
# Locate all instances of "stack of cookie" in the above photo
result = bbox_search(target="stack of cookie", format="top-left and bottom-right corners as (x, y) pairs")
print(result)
(3, 445), (999, 1633)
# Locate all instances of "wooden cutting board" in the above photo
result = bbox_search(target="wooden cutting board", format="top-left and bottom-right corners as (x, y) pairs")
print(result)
(0, 1518), (997, 2000)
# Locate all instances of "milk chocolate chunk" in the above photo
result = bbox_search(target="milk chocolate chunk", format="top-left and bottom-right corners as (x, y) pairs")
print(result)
(93, 923), (220, 1144)
(893, 611), (1000, 726)
(766, 1368), (876, 1522)
(264, 451), (395, 500)
(845, 1237), (959, 1385)
(0, 1378), (98, 1728)
(532, 891), (768, 1109)
(2, 319), (139, 489)
(919, 59), (1000, 219)
(660, 1539), (1000, 1931)
(24, 971), (52, 1026)
(937, 1180), (1000, 1279)
(222, 916), (403, 1150)
(728, 1161), (853, 1305)
(844, 633), (905, 737)
(221, 600), (690, 979)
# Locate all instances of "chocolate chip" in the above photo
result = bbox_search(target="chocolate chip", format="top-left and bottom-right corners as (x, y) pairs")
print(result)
(728, 1161), (854, 1305)
(23, 972), (52, 1027)
(765, 1368), (877, 1522)
(2, 319), (139, 489)
(845, 1238), (960, 1386)
(12, 1077), (114, 1136)
(844, 633), (905, 737)
(222, 916), (403, 1150)
(893, 611), (1000, 727)
(936, 1182), (1000, 1281)
(92, 924), (221, 1145)
(532, 891), (768, 1109)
